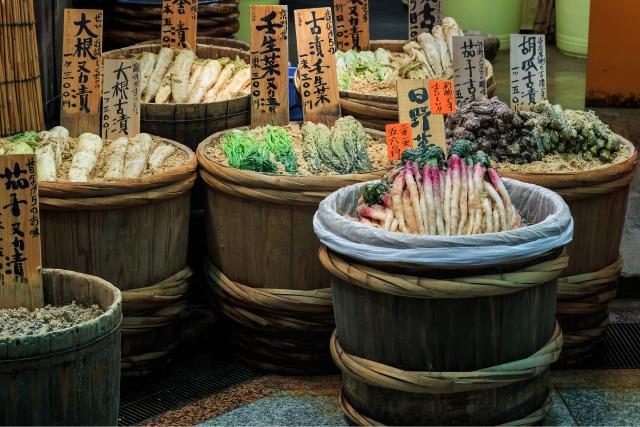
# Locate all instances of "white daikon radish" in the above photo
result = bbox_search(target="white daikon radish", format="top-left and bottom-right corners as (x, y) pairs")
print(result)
(148, 145), (176, 170)
(103, 137), (130, 180)
(124, 133), (153, 178)
(171, 49), (196, 103)
(216, 67), (250, 101)
(36, 144), (57, 181)
(144, 47), (174, 102)
(68, 133), (103, 182)
(188, 60), (206, 94)
(139, 52), (158, 96)
(204, 62), (234, 102)
(188, 59), (222, 103)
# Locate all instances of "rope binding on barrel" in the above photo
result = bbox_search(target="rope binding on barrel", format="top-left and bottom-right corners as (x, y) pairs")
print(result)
(319, 246), (569, 299)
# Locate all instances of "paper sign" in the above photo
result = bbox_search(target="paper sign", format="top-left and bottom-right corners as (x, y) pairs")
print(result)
(334, 0), (370, 51)
(429, 80), (456, 114)
(408, 0), (442, 41)
(510, 34), (547, 111)
(161, 0), (198, 49)
(60, 9), (103, 136)
(0, 155), (43, 309)
(295, 7), (342, 126)
(250, 5), (289, 127)
(386, 123), (413, 160)
(102, 59), (141, 139)
(452, 35), (487, 106)
(397, 79), (446, 152)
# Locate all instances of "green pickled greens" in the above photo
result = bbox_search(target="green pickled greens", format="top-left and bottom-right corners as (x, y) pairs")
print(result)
(263, 125), (298, 174)
(336, 48), (394, 91)
(221, 130), (277, 173)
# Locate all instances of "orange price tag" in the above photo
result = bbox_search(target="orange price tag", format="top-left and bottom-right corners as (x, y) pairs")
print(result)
(428, 80), (456, 114)
(385, 123), (413, 160)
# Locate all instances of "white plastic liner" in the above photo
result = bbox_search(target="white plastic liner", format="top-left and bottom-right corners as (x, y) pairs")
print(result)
(313, 178), (573, 267)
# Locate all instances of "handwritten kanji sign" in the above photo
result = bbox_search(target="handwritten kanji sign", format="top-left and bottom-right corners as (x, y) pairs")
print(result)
(429, 80), (456, 114)
(0, 155), (43, 309)
(102, 59), (141, 139)
(510, 34), (547, 111)
(61, 9), (103, 136)
(295, 7), (341, 126)
(386, 123), (413, 160)
(397, 79), (446, 152)
(334, 0), (370, 51)
(161, 0), (198, 49)
(408, 0), (442, 41)
(250, 5), (289, 127)
(452, 35), (487, 106)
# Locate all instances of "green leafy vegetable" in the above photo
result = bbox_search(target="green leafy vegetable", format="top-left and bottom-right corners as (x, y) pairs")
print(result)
(221, 129), (277, 173)
(362, 181), (390, 206)
(263, 125), (298, 174)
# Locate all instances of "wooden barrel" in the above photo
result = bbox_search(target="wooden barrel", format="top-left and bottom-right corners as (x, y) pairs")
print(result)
(294, 40), (496, 131)
(133, 36), (249, 52)
(499, 137), (638, 364)
(0, 269), (122, 425)
(320, 246), (567, 426)
(103, 43), (250, 152)
(197, 127), (387, 374)
(500, 137), (638, 365)
(39, 138), (197, 380)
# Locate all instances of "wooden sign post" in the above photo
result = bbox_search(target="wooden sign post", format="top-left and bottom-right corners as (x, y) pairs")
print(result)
(510, 34), (547, 111)
(102, 59), (141, 139)
(295, 7), (341, 126)
(408, 0), (442, 41)
(0, 155), (43, 309)
(452, 35), (488, 106)
(161, 0), (198, 49)
(60, 9), (103, 136)
(250, 5), (289, 127)
(397, 79), (446, 151)
(334, 0), (370, 51)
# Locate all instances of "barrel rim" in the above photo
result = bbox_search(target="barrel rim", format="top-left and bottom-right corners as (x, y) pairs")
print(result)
(294, 39), (494, 104)
(196, 124), (390, 192)
(132, 37), (250, 51)
(498, 137), (637, 188)
(102, 43), (250, 107)
(39, 137), (197, 199)
(0, 268), (123, 360)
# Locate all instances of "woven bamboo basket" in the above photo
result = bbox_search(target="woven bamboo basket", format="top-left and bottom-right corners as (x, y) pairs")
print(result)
(103, 43), (250, 152)
(0, 269), (122, 425)
(197, 126), (388, 374)
(39, 138), (197, 380)
(294, 40), (496, 131)
(499, 137), (637, 365)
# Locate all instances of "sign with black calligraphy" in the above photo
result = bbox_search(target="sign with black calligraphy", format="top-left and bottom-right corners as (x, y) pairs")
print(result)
(102, 59), (141, 139)
(0, 155), (43, 309)
(452, 35), (487, 106)
(428, 79), (456, 114)
(61, 9), (103, 136)
(161, 0), (198, 49)
(295, 7), (341, 126)
(334, 0), (369, 52)
(510, 34), (547, 111)
(250, 5), (289, 127)
(397, 79), (447, 152)
(408, 0), (442, 41)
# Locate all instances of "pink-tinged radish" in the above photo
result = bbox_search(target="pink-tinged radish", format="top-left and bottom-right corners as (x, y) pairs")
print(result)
(431, 168), (446, 235)
(391, 173), (407, 232)
(384, 208), (394, 231)
(422, 166), (437, 234)
(448, 156), (462, 235)
(464, 164), (476, 234)
(390, 219), (399, 232)
(414, 165), (430, 234)
(443, 167), (452, 235)
(404, 162), (426, 234)
(484, 181), (508, 231)
(488, 168), (515, 226)
(457, 161), (469, 235)
(481, 195), (494, 233)
(402, 189), (419, 233)
(493, 209), (500, 232)
(358, 204), (387, 222)
(510, 210), (522, 229)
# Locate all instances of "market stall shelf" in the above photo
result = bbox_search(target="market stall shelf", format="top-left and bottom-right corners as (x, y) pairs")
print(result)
(499, 137), (638, 365)
(39, 137), (197, 380)
(197, 126), (387, 374)
(0, 269), (122, 426)
(103, 43), (250, 152)
(315, 178), (572, 425)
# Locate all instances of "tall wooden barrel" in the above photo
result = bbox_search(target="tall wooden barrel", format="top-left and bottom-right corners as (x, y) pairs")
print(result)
(294, 40), (496, 132)
(39, 138), (197, 380)
(316, 180), (571, 425)
(0, 269), (122, 426)
(197, 127), (387, 374)
(499, 138), (638, 364)
(103, 43), (250, 152)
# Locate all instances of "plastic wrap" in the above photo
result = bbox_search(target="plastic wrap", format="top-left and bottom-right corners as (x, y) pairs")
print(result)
(314, 178), (573, 267)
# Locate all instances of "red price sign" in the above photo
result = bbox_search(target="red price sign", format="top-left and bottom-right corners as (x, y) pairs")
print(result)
(428, 80), (456, 114)
(385, 123), (413, 160)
